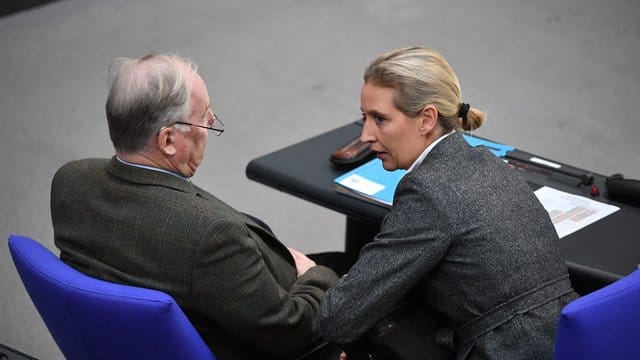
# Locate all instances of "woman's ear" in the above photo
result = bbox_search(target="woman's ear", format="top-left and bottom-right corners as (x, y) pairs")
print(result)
(157, 127), (178, 156)
(418, 105), (438, 135)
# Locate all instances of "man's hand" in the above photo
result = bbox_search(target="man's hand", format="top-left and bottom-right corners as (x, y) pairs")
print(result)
(287, 247), (316, 276)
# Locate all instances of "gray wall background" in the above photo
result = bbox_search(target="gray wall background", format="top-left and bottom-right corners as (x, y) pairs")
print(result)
(1, 0), (638, 358)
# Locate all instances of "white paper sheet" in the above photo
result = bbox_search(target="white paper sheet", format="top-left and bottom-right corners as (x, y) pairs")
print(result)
(534, 186), (620, 239)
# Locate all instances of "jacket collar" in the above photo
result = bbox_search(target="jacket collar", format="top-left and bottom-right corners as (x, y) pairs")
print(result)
(413, 131), (473, 173)
(106, 156), (196, 194)
(425, 131), (471, 160)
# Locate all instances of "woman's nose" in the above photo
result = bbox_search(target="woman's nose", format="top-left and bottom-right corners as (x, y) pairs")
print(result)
(360, 120), (375, 143)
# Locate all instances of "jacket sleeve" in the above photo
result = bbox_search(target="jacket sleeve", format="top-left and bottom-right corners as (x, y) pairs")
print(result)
(319, 174), (453, 344)
(191, 216), (339, 357)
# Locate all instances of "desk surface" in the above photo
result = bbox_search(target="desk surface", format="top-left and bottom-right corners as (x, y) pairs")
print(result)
(247, 121), (640, 281)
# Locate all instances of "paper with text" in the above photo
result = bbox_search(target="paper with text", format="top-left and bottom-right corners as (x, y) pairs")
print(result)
(534, 186), (620, 238)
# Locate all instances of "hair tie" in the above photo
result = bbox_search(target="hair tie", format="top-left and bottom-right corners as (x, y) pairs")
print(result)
(458, 103), (470, 120)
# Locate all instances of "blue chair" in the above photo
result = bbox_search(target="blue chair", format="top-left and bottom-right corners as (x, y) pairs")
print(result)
(554, 267), (640, 359)
(8, 234), (216, 360)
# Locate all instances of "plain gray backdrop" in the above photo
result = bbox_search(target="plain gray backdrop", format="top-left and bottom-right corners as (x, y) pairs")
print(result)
(1, 0), (638, 358)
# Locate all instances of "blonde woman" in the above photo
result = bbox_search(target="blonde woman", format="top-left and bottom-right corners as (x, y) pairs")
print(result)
(320, 47), (578, 359)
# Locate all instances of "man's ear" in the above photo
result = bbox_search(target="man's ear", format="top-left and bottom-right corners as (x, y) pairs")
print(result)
(157, 127), (177, 156)
(418, 105), (438, 135)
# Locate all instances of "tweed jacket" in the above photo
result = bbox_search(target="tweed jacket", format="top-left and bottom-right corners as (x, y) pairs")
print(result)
(320, 132), (578, 359)
(51, 157), (339, 360)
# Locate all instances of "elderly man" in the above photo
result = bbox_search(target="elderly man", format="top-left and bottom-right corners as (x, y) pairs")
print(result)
(51, 53), (343, 359)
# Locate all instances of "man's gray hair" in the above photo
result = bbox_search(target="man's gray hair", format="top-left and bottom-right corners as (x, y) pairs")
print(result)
(105, 53), (198, 153)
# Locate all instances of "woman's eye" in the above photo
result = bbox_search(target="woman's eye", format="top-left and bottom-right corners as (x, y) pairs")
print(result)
(360, 112), (386, 123)
(374, 115), (386, 123)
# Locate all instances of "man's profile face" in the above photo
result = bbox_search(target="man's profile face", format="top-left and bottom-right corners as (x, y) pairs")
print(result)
(175, 70), (213, 176)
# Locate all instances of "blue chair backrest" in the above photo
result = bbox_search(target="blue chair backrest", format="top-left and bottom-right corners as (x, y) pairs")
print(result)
(8, 234), (216, 360)
(554, 267), (640, 359)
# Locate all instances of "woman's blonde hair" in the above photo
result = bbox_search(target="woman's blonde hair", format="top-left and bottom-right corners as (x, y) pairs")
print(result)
(363, 46), (485, 132)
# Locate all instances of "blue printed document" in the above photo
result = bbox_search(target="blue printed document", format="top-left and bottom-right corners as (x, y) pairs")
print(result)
(334, 158), (405, 207)
(333, 134), (513, 207)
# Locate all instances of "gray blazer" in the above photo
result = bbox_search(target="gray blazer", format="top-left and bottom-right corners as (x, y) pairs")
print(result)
(51, 157), (338, 360)
(320, 132), (577, 359)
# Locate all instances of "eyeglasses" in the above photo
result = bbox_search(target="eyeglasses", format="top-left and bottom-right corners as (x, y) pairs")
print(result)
(167, 115), (224, 136)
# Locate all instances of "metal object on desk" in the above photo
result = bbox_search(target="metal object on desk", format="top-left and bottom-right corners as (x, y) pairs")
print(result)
(505, 150), (595, 186)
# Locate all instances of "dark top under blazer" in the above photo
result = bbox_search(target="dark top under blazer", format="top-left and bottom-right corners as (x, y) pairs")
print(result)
(51, 157), (339, 360)
(319, 132), (578, 359)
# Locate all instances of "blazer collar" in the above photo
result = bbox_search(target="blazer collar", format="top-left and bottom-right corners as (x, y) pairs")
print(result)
(106, 156), (196, 194)
(426, 131), (471, 160)
(414, 131), (473, 172)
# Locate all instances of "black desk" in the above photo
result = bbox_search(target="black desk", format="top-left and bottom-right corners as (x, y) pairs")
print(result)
(246, 121), (640, 293)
